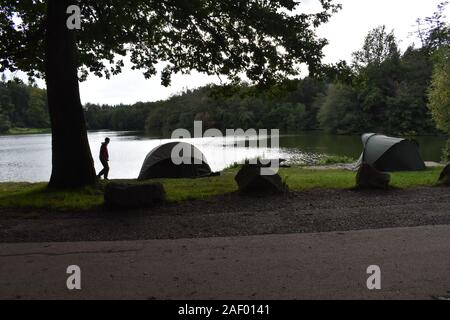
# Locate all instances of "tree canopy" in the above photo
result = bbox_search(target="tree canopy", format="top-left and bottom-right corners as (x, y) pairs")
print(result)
(1, 0), (341, 86)
(351, 26), (399, 71)
(415, 1), (450, 52)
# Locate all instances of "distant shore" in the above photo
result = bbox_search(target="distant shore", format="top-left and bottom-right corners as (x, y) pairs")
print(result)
(0, 128), (50, 136)
(1, 127), (447, 138)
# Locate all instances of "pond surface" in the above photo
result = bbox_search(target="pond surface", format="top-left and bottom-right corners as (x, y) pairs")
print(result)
(0, 131), (446, 182)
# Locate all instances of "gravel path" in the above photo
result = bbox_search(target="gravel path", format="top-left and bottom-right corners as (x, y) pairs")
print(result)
(0, 186), (449, 243)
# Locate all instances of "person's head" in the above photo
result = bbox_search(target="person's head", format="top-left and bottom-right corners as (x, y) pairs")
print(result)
(105, 137), (110, 144)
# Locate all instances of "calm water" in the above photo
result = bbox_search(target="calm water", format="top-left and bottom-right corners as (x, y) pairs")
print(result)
(0, 131), (446, 182)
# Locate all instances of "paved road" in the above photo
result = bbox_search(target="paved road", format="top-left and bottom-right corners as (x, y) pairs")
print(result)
(1, 225), (450, 299)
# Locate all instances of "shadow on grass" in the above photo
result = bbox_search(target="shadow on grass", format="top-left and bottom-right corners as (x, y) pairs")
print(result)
(0, 167), (443, 213)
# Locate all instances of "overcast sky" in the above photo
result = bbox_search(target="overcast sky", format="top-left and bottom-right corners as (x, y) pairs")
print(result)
(8, 0), (449, 105)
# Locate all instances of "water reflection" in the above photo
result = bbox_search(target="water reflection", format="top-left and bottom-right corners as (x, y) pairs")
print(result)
(0, 131), (445, 182)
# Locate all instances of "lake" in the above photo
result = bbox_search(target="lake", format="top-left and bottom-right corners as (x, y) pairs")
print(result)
(0, 131), (446, 182)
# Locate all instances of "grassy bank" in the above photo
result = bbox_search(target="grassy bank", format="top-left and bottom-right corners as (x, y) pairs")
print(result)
(1, 128), (51, 135)
(0, 166), (444, 212)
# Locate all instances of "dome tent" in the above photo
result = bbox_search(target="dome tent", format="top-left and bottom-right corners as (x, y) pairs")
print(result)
(138, 142), (213, 179)
(357, 133), (425, 172)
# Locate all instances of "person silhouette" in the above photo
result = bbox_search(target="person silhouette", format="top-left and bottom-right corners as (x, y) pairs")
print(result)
(97, 137), (110, 180)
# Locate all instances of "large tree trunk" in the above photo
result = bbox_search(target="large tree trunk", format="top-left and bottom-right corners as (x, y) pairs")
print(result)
(45, 0), (97, 188)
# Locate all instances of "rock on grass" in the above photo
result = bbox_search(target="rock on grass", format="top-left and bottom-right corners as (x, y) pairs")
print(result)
(104, 182), (165, 209)
(438, 163), (450, 186)
(235, 163), (287, 194)
(356, 163), (390, 190)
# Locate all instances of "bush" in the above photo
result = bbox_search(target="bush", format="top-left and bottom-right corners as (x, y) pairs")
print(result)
(0, 113), (11, 133)
(317, 155), (356, 165)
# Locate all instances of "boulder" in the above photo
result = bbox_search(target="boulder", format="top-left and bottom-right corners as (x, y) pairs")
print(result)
(438, 163), (450, 186)
(104, 182), (165, 208)
(356, 163), (390, 189)
(235, 163), (287, 194)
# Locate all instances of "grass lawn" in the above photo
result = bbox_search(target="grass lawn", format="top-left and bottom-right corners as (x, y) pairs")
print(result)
(0, 166), (444, 211)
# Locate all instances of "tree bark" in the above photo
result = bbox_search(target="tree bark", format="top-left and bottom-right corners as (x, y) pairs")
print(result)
(45, 0), (97, 188)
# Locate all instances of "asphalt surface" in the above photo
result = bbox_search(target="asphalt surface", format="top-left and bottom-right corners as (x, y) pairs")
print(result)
(1, 225), (450, 300)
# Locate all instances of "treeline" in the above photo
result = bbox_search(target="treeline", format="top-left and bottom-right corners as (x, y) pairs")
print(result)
(318, 29), (437, 135)
(83, 12), (448, 137)
(82, 39), (439, 136)
(1, 4), (448, 139)
(0, 77), (49, 133)
(0, 39), (443, 136)
(1, 44), (440, 136)
(84, 4), (449, 137)
(84, 79), (326, 135)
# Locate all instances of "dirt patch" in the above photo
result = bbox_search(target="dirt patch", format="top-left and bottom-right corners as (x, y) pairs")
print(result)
(0, 186), (449, 243)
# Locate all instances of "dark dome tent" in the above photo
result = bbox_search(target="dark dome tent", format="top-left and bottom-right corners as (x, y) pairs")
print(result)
(138, 142), (213, 179)
(357, 133), (426, 172)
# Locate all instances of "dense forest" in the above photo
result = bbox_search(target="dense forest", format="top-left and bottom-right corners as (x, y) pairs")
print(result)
(0, 4), (448, 148)
(0, 33), (443, 136)
(84, 31), (440, 137)
(0, 76), (49, 132)
(0, 36), (445, 135)
(82, 9), (449, 138)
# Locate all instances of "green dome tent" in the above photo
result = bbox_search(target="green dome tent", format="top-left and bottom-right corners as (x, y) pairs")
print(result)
(357, 133), (426, 172)
(138, 142), (213, 179)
